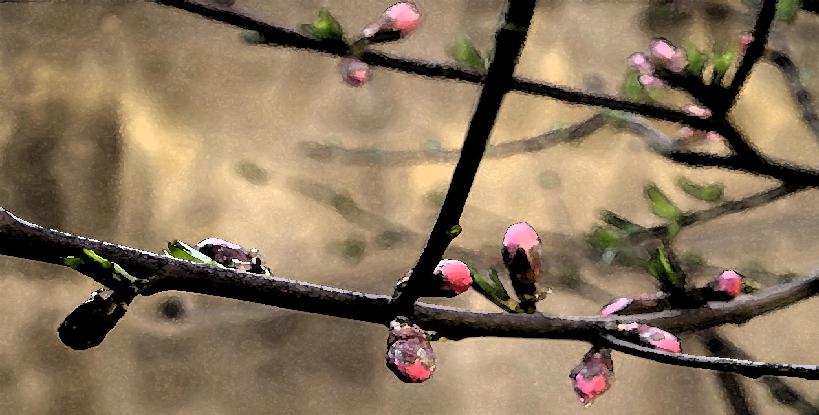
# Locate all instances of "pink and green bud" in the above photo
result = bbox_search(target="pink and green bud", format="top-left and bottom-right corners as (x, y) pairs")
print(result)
(649, 38), (687, 73)
(196, 238), (267, 274)
(569, 348), (614, 406)
(339, 58), (371, 87)
(628, 52), (654, 74)
(618, 323), (681, 353)
(386, 320), (435, 383)
(362, 2), (420, 40)
(502, 222), (543, 307)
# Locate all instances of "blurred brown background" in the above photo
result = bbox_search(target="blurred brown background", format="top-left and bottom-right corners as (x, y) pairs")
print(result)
(0, 0), (817, 414)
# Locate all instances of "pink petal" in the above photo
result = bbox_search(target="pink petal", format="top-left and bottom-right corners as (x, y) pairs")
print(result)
(628, 52), (654, 74)
(638, 74), (664, 87)
(503, 222), (540, 252)
(600, 297), (633, 317)
(435, 259), (472, 295)
(714, 270), (743, 297)
(384, 2), (420, 35)
(650, 38), (677, 61)
(684, 104), (712, 118)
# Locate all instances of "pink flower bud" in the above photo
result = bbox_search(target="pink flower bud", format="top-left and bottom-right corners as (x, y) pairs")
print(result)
(705, 131), (723, 141)
(196, 238), (249, 266)
(385, 320), (435, 383)
(502, 222), (543, 306)
(739, 32), (754, 53)
(638, 74), (665, 87)
(618, 323), (681, 353)
(649, 38), (687, 73)
(685, 104), (712, 118)
(362, 2), (420, 39)
(709, 270), (743, 298)
(339, 58), (370, 87)
(434, 259), (472, 296)
(569, 348), (614, 406)
(627, 52), (654, 74)
(600, 297), (633, 317)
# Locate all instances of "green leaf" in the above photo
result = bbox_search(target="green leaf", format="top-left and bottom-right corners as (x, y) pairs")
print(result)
(686, 46), (707, 78)
(445, 224), (462, 238)
(166, 241), (222, 266)
(586, 226), (624, 251)
(63, 256), (85, 269)
(446, 34), (486, 71)
(776, 0), (802, 22)
(647, 244), (685, 290)
(676, 176), (724, 202)
(712, 50), (737, 84)
(83, 248), (112, 269)
(599, 210), (644, 234)
(303, 7), (344, 41)
(644, 183), (682, 221)
(468, 265), (523, 313)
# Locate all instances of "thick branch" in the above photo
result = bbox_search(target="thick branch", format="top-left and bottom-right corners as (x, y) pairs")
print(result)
(601, 334), (819, 380)
(1, 207), (818, 343)
(727, 0), (777, 107)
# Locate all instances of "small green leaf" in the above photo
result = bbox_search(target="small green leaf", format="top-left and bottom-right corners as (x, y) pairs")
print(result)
(686, 46), (707, 78)
(112, 263), (139, 284)
(644, 183), (683, 221)
(303, 7), (344, 41)
(469, 265), (523, 313)
(446, 224), (462, 238)
(647, 244), (685, 290)
(776, 0), (802, 22)
(63, 256), (85, 269)
(712, 50), (737, 84)
(166, 241), (222, 266)
(676, 176), (724, 202)
(83, 248), (112, 269)
(446, 34), (486, 71)
(586, 226), (624, 251)
(599, 210), (644, 234)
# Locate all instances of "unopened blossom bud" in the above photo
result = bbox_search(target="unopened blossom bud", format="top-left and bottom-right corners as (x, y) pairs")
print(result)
(362, 2), (420, 39)
(649, 38), (688, 73)
(679, 105), (723, 141)
(627, 52), (654, 74)
(339, 58), (371, 87)
(58, 288), (134, 350)
(433, 259), (472, 297)
(685, 104), (712, 118)
(569, 348), (614, 406)
(638, 74), (665, 87)
(600, 297), (633, 317)
(739, 32), (754, 53)
(385, 320), (435, 383)
(707, 270), (743, 299)
(502, 222), (542, 307)
(618, 323), (681, 353)
(197, 238), (268, 274)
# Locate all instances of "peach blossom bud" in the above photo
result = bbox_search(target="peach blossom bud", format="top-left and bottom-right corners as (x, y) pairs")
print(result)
(600, 297), (633, 317)
(628, 52), (654, 74)
(362, 2), (420, 39)
(385, 320), (435, 383)
(434, 259), (472, 296)
(685, 104), (712, 118)
(502, 222), (542, 307)
(618, 323), (681, 353)
(739, 32), (754, 53)
(708, 270), (743, 299)
(339, 58), (370, 87)
(638, 74), (665, 87)
(649, 38), (687, 73)
(570, 348), (614, 406)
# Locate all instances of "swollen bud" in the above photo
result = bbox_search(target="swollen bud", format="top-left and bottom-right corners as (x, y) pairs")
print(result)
(618, 323), (681, 353)
(339, 58), (371, 87)
(502, 222), (542, 309)
(362, 2), (420, 40)
(385, 319), (435, 383)
(599, 297), (633, 317)
(434, 259), (472, 296)
(196, 238), (268, 274)
(648, 38), (688, 73)
(706, 270), (743, 300)
(58, 288), (134, 350)
(570, 347), (614, 406)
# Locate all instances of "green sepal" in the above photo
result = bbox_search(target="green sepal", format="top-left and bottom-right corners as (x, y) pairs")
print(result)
(647, 244), (686, 290)
(686, 46), (707, 79)
(469, 265), (524, 313)
(302, 7), (344, 41)
(166, 240), (223, 267)
(676, 176), (724, 202)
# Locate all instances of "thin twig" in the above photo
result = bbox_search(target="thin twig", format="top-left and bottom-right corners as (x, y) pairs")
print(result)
(727, 0), (777, 108)
(766, 49), (819, 141)
(701, 329), (758, 415)
(154, 0), (715, 131)
(601, 333), (819, 380)
(393, 0), (536, 311)
(700, 330), (819, 415)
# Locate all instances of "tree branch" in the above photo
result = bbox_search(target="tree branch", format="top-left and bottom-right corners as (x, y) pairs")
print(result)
(600, 333), (819, 380)
(393, 0), (536, 311)
(726, 0), (777, 108)
(766, 49), (819, 142)
(154, 0), (715, 131)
